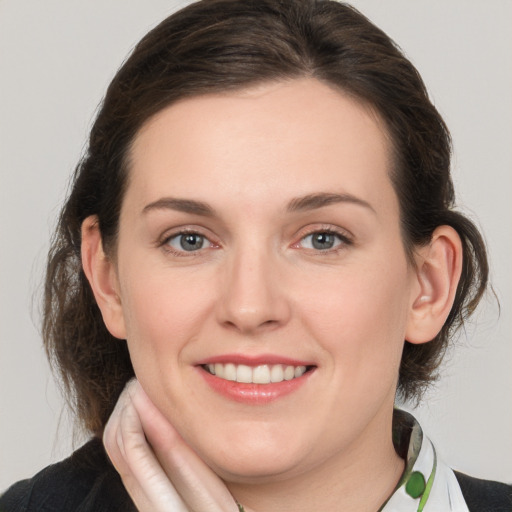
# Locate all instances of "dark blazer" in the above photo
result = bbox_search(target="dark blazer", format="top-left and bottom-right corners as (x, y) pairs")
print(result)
(0, 439), (135, 512)
(455, 471), (512, 512)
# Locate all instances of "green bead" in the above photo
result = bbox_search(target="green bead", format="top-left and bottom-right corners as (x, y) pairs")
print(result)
(405, 471), (426, 499)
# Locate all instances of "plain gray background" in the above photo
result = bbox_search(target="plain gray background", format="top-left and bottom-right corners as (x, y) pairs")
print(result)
(1, 0), (511, 492)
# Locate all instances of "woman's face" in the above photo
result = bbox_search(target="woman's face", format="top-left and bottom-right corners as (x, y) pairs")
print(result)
(113, 78), (419, 482)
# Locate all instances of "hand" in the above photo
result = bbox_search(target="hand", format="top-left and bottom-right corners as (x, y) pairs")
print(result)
(103, 379), (242, 512)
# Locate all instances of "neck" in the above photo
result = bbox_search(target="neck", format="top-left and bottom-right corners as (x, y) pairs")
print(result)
(227, 409), (405, 512)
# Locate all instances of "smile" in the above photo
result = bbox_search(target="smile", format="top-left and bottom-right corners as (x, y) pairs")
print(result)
(196, 355), (316, 403)
(203, 363), (308, 384)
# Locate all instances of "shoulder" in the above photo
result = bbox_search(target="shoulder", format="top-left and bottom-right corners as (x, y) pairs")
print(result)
(454, 471), (512, 512)
(0, 438), (135, 512)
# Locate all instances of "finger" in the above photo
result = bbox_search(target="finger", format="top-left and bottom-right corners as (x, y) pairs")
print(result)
(104, 380), (189, 512)
(103, 380), (134, 475)
(130, 381), (240, 512)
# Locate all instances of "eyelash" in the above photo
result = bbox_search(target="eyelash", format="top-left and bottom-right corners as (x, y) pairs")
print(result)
(159, 226), (353, 257)
(160, 228), (218, 257)
(293, 226), (353, 254)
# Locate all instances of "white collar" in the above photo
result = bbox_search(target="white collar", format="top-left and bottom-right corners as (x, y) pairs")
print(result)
(381, 410), (469, 512)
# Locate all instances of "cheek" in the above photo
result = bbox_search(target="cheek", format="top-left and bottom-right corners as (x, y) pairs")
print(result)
(118, 267), (221, 426)
(296, 259), (411, 375)
(118, 266), (216, 369)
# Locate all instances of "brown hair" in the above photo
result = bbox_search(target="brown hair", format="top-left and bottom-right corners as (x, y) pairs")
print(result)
(44, 0), (488, 435)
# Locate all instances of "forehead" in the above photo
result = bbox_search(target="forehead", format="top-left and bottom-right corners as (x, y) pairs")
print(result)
(126, 78), (396, 218)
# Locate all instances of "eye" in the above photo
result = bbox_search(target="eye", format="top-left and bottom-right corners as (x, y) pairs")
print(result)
(166, 232), (210, 252)
(299, 231), (348, 251)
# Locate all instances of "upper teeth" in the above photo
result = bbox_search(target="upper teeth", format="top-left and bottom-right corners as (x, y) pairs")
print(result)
(206, 363), (307, 384)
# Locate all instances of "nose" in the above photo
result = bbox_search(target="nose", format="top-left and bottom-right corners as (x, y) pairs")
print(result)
(216, 245), (291, 335)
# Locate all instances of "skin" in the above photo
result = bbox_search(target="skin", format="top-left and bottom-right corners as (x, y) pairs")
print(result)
(83, 78), (462, 511)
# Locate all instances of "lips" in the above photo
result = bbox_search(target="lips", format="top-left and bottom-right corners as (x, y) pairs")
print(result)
(196, 355), (316, 404)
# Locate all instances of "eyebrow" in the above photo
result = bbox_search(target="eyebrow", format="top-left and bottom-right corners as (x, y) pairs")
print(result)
(142, 192), (375, 217)
(142, 197), (214, 216)
(286, 192), (375, 214)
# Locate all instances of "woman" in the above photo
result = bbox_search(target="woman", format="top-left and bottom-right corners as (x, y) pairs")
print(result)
(1, 0), (510, 510)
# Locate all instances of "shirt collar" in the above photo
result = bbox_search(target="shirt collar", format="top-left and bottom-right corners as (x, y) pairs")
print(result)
(380, 409), (469, 512)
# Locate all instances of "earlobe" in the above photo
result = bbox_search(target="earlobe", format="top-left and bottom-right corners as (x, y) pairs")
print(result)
(405, 225), (463, 344)
(81, 215), (127, 339)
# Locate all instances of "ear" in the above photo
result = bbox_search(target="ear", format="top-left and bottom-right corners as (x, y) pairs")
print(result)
(81, 215), (127, 339)
(405, 225), (463, 344)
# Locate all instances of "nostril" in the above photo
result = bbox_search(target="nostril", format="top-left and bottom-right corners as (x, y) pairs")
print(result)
(222, 320), (239, 331)
(221, 318), (280, 334)
(219, 305), (285, 334)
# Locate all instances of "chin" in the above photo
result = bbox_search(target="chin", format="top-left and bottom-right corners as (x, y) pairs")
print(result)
(191, 422), (311, 481)
(210, 453), (304, 484)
